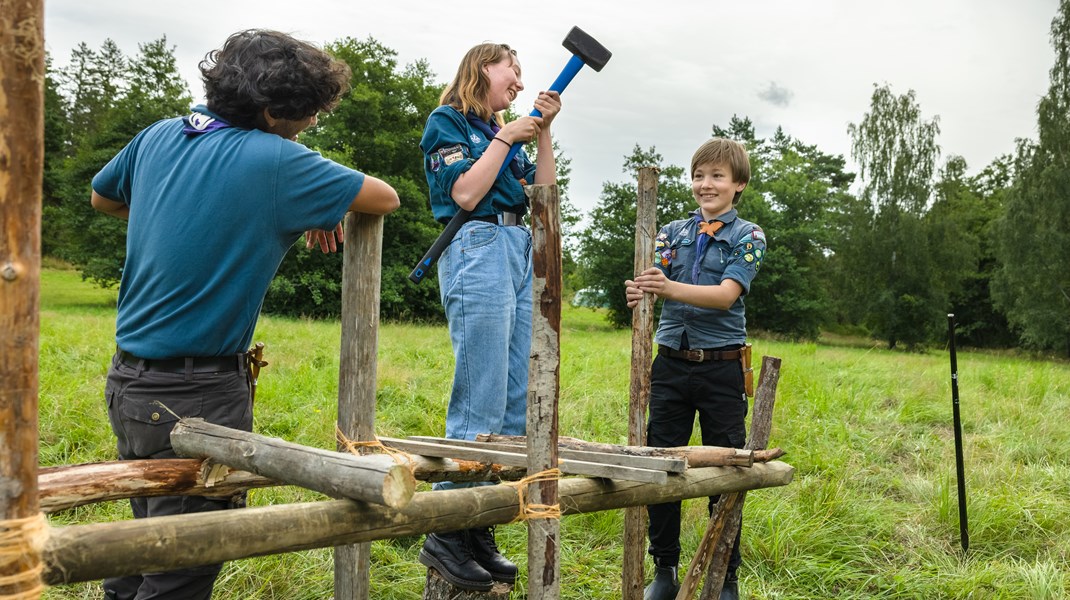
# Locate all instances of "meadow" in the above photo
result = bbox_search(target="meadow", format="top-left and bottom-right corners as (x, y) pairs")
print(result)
(36, 266), (1070, 599)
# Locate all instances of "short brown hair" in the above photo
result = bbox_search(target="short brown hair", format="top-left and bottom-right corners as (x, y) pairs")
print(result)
(439, 43), (516, 121)
(691, 138), (751, 205)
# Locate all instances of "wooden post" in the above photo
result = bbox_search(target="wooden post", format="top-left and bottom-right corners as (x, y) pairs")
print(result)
(42, 462), (795, 585)
(677, 356), (783, 600)
(0, 1), (45, 598)
(624, 166), (658, 599)
(527, 183), (561, 599)
(335, 211), (384, 599)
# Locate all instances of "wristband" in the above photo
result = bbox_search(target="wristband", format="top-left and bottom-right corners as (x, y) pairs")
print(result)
(492, 137), (511, 148)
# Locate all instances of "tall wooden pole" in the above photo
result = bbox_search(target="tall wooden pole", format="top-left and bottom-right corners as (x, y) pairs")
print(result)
(624, 166), (658, 599)
(526, 184), (561, 599)
(0, 1), (45, 598)
(334, 211), (384, 599)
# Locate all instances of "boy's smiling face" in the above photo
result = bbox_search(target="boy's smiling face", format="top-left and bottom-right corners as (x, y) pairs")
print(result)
(692, 161), (747, 221)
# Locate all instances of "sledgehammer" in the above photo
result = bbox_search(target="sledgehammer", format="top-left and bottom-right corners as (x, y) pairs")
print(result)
(409, 26), (612, 284)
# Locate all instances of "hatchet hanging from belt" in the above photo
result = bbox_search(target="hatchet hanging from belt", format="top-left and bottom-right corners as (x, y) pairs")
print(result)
(408, 26), (612, 284)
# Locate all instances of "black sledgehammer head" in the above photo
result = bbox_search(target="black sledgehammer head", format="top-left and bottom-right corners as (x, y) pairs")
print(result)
(563, 26), (612, 71)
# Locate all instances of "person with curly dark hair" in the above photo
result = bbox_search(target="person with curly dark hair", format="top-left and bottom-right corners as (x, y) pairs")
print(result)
(90, 29), (399, 600)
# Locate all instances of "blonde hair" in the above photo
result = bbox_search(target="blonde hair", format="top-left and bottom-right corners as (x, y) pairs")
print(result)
(440, 43), (517, 122)
(691, 138), (751, 205)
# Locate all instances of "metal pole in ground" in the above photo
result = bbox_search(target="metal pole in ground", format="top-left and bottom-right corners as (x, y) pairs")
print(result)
(947, 313), (969, 554)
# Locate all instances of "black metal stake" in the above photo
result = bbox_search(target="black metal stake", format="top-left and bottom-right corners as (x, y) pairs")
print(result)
(947, 313), (969, 554)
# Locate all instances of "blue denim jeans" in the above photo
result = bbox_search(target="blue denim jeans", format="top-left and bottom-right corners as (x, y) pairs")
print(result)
(434, 221), (532, 491)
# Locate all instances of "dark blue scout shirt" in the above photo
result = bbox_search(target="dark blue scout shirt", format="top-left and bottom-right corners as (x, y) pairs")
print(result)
(420, 105), (537, 222)
(652, 208), (767, 350)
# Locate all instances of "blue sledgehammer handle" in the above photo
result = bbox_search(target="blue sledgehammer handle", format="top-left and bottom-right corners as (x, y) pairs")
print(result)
(408, 55), (586, 284)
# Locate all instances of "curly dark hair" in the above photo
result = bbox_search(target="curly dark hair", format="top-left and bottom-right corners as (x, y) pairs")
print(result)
(200, 29), (351, 129)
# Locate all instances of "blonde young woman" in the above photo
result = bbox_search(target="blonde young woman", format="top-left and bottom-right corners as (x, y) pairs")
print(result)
(417, 42), (561, 592)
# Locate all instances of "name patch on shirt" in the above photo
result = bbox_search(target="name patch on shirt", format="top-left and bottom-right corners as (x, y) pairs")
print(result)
(440, 144), (466, 166)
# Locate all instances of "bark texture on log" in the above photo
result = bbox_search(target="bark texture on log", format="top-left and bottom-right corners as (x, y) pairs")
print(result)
(335, 209), (384, 599)
(478, 435), (758, 468)
(423, 568), (512, 599)
(0, 1), (45, 597)
(624, 166), (659, 600)
(43, 462), (794, 585)
(170, 418), (414, 508)
(527, 183), (561, 599)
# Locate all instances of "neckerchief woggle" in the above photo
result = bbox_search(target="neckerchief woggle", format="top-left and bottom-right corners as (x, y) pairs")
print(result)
(691, 216), (724, 283)
(182, 110), (232, 136)
(464, 112), (527, 183)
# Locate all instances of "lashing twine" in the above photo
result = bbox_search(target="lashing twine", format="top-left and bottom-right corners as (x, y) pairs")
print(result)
(504, 468), (563, 523)
(336, 427), (417, 477)
(0, 513), (49, 599)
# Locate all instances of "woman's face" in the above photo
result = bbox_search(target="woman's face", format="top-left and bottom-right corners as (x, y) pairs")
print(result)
(483, 53), (524, 113)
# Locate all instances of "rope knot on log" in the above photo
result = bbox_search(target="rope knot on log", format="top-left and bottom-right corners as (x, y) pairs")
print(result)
(0, 513), (48, 599)
(503, 469), (562, 523)
(336, 429), (417, 478)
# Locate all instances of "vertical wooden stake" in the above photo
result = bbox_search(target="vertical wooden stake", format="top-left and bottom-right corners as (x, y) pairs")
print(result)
(334, 211), (384, 600)
(0, 0), (45, 597)
(623, 167), (658, 599)
(526, 184), (561, 600)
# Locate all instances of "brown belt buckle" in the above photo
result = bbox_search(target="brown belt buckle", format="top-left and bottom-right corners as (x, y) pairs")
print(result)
(685, 349), (705, 362)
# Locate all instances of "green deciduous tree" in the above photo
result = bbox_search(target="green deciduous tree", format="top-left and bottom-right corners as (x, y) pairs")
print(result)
(993, 0), (1070, 355)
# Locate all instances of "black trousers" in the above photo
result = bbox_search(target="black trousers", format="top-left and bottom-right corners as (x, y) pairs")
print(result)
(646, 352), (747, 576)
(102, 351), (252, 600)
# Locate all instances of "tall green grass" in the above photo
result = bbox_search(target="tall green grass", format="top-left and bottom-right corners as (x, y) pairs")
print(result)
(37, 267), (1070, 599)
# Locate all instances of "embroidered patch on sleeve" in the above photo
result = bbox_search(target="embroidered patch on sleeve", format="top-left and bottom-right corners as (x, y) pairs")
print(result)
(751, 227), (766, 244)
(429, 152), (442, 172)
(439, 144), (466, 166)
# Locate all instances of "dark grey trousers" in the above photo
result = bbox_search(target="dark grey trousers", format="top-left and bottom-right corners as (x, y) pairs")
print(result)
(102, 351), (252, 600)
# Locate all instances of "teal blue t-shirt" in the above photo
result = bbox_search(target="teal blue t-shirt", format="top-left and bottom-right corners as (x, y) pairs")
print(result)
(420, 105), (536, 222)
(92, 107), (364, 358)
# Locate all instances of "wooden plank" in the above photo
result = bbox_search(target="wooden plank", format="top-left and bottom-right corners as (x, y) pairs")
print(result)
(42, 462), (795, 585)
(409, 436), (687, 473)
(626, 165), (658, 600)
(171, 419), (415, 508)
(379, 437), (667, 484)
(477, 434), (760, 468)
(0, 1), (45, 597)
(335, 206), (384, 597)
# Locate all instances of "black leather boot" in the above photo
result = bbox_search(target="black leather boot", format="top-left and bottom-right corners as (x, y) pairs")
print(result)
(418, 531), (493, 591)
(720, 575), (740, 600)
(643, 561), (680, 600)
(467, 526), (518, 584)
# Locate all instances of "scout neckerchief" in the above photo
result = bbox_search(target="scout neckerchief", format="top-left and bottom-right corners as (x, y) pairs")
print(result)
(691, 217), (724, 283)
(464, 112), (528, 185)
(182, 110), (232, 136)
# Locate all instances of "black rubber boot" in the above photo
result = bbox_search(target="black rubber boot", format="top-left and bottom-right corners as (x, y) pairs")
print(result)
(418, 531), (493, 591)
(643, 561), (680, 600)
(720, 576), (740, 600)
(467, 526), (518, 584)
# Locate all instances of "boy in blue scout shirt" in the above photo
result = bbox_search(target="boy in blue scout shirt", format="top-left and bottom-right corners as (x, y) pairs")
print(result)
(625, 137), (765, 600)
(418, 42), (562, 592)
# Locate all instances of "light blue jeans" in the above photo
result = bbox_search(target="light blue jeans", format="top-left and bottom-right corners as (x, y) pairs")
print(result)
(434, 221), (532, 491)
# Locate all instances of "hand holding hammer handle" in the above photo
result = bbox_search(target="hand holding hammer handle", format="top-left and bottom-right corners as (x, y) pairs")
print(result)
(408, 27), (611, 284)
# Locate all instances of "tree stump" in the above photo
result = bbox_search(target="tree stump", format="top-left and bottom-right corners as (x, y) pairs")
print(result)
(423, 568), (512, 599)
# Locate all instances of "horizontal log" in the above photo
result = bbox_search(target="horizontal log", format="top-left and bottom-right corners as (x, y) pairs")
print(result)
(171, 419), (414, 509)
(380, 437), (668, 484)
(42, 461), (793, 585)
(409, 436), (687, 473)
(477, 434), (756, 467)
(38, 455), (530, 514)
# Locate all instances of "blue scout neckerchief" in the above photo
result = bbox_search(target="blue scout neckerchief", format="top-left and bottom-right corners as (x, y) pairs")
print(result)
(464, 112), (528, 184)
(691, 217), (724, 283)
(182, 110), (231, 136)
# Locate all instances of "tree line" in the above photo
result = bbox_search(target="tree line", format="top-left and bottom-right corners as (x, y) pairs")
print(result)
(43, 2), (1070, 354)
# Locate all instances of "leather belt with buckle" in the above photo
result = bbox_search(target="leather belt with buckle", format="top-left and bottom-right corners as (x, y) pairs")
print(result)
(471, 211), (524, 226)
(658, 345), (742, 362)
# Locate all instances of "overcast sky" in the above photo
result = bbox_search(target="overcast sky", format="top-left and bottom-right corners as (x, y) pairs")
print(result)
(44, 0), (1058, 212)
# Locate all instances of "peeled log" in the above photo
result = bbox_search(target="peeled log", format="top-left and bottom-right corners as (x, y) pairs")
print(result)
(42, 461), (793, 585)
(170, 418), (414, 508)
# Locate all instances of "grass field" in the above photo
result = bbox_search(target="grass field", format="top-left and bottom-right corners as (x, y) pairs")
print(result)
(36, 266), (1070, 599)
